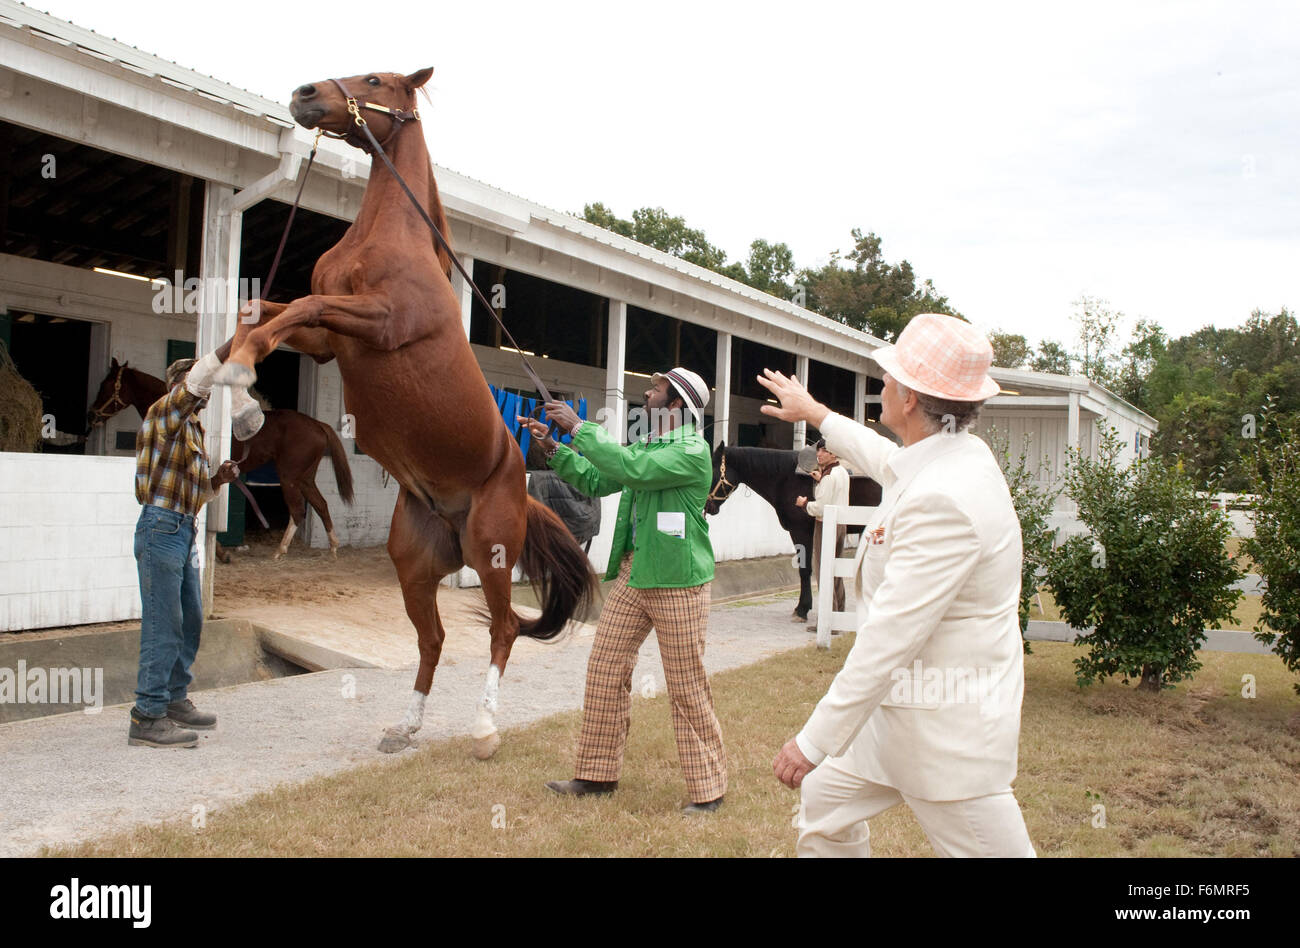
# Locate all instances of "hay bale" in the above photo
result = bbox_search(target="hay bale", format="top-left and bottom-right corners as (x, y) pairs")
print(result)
(0, 344), (44, 452)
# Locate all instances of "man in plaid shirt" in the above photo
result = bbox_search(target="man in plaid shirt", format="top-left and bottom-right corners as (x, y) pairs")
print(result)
(130, 354), (239, 748)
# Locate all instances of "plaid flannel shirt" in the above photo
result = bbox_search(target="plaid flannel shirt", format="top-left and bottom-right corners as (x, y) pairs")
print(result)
(134, 383), (214, 517)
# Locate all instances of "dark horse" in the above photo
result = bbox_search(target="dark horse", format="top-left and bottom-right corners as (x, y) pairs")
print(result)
(209, 68), (595, 758)
(86, 359), (355, 557)
(705, 443), (881, 620)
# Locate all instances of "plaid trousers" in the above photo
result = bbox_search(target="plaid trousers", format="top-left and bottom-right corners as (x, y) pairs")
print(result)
(574, 554), (727, 803)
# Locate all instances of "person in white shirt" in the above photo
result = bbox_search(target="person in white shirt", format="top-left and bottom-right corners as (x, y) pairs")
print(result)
(760, 313), (1035, 858)
(796, 439), (849, 629)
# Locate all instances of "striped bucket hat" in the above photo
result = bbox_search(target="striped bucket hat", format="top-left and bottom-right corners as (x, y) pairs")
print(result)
(651, 367), (710, 425)
(871, 313), (1001, 401)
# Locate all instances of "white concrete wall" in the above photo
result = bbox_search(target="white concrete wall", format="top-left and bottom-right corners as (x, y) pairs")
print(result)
(1, 253), (202, 458)
(0, 454), (206, 631)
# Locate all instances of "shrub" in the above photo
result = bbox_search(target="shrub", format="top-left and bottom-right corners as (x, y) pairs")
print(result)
(988, 428), (1061, 652)
(1046, 424), (1241, 692)
(1241, 401), (1300, 695)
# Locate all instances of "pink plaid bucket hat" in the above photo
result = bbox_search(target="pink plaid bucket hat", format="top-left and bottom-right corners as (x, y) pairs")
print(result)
(871, 313), (1001, 401)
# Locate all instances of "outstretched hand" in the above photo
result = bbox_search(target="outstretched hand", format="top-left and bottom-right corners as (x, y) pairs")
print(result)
(543, 400), (582, 434)
(516, 415), (557, 454)
(757, 369), (830, 428)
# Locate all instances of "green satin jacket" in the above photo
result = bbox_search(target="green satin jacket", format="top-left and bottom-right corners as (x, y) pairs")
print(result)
(547, 419), (715, 589)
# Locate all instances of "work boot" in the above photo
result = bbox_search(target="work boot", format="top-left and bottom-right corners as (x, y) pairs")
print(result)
(545, 778), (617, 796)
(167, 698), (217, 730)
(128, 709), (198, 748)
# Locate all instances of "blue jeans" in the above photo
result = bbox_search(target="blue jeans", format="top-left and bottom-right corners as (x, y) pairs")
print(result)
(134, 504), (202, 718)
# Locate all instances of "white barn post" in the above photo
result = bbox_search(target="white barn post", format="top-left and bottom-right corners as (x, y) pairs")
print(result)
(854, 372), (867, 425)
(793, 354), (810, 447)
(453, 253), (475, 339)
(196, 182), (238, 617)
(605, 299), (628, 443)
(714, 331), (732, 447)
(1068, 390), (1080, 455)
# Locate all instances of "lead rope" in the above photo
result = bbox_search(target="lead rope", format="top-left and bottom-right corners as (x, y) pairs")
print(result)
(329, 78), (555, 405)
(218, 134), (321, 532)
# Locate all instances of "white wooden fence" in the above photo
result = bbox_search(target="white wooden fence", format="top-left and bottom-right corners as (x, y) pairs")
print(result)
(815, 504), (875, 650)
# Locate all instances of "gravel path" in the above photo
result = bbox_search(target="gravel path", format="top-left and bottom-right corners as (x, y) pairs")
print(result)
(0, 591), (814, 856)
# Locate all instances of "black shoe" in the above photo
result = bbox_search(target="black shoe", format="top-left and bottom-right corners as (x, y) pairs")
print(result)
(167, 698), (217, 730)
(128, 709), (199, 748)
(682, 796), (724, 814)
(545, 778), (618, 796)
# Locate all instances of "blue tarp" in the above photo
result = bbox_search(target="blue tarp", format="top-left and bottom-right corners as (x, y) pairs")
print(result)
(488, 384), (587, 458)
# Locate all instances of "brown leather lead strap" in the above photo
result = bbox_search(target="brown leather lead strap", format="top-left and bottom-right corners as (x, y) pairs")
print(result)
(225, 441), (270, 530)
(261, 133), (320, 301)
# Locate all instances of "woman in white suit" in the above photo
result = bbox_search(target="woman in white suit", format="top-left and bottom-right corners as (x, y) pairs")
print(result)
(761, 313), (1035, 858)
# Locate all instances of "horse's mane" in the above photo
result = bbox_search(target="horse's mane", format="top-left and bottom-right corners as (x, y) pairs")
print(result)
(425, 157), (453, 280)
(725, 445), (800, 479)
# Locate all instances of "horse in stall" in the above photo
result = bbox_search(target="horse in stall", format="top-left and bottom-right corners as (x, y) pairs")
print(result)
(86, 359), (355, 557)
(209, 67), (595, 759)
(705, 442), (881, 621)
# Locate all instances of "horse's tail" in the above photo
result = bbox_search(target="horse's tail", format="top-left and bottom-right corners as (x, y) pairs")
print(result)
(320, 420), (355, 505)
(515, 496), (597, 641)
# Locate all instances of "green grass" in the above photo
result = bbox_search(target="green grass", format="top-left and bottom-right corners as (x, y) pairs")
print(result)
(51, 638), (1300, 857)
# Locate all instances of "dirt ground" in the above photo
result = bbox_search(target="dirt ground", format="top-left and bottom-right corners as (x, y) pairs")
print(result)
(212, 534), (567, 668)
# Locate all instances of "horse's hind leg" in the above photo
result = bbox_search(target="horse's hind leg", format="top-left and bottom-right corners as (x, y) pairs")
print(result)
(300, 478), (339, 557)
(380, 487), (463, 753)
(274, 483), (307, 560)
(461, 448), (528, 760)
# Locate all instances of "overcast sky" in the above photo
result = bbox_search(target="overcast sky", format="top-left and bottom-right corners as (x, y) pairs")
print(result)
(26, 0), (1299, 349)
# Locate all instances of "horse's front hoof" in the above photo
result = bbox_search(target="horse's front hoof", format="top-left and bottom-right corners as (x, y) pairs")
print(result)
(232, 404), (265, 440)
(213, 360), (257, 388)
(378, 727), (412, 754)
(471, 731), (500, 760)
(791, 612), (808, 623)
(273, 550), (284, 561)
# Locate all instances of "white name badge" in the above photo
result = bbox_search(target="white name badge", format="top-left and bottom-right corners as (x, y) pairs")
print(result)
(656, 511), (686, 538)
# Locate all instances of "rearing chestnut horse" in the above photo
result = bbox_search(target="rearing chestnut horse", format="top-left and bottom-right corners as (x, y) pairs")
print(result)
(211, 68), (595, 758)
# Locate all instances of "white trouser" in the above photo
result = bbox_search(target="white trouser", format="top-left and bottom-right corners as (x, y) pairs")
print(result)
(797, 754), (1036, 858)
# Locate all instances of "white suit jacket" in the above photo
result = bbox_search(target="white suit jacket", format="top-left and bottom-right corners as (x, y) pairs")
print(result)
(805, 464), (849, 520)
(795, 412), (1025, 801)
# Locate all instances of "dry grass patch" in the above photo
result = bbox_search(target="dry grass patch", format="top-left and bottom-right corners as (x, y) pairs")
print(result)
(1031, 588), (1268, 633)
(51, 640), (1299, 858)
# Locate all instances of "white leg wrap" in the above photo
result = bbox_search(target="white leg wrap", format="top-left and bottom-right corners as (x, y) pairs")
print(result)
(185, 352), (223, 398)
(398, 690), (426, 734)
(470, 666), (500, 740)
(481, 665), (500, 715)
(230, 385), (265, 440)
(277, 519), (298, 555)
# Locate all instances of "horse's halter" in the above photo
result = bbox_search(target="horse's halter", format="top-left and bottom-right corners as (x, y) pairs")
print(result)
(707, 452), (739, 508)
(323, 77), (420, 153)
(88, 363), (129, 428)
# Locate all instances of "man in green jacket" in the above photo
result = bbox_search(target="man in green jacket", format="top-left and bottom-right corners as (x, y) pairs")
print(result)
(518, 367), (726, 813)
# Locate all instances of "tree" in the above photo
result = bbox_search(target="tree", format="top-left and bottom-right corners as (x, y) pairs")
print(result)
(988, 331), (1031, 369)
(581, 203), (729, 270)
(1111, 318), (1167, 411)
(989, 428), (1061, 651)
(1030, 340), (1072, 375)
(1072, 295), (1121, 384)
(799, 229), (961, 341)
(1046, 424), (1241, 692)
(1242, 400), (1300, 694)
(743, 239), (797, 302)
(580, 206), (966, 335)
